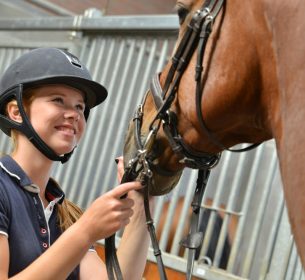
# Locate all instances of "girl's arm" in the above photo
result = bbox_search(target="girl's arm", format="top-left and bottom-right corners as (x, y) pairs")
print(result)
(79, 251), (107, 280)
(0, 181), (142, 280)
(115, 157), (154, 280)
(0, 235), (9, 280)
(117, 189), (152, 280)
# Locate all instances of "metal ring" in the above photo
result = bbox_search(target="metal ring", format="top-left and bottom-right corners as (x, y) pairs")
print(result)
(198, 256), (213, 267)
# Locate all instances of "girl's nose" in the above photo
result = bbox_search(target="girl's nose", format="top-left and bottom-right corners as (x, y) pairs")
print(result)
(64, 107), (81, 121)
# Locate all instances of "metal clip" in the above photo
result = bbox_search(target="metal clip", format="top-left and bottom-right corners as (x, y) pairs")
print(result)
(133, 104), (144, 122)
(143, 127), (157, 154)
(137, 104), (143, 115)
(204, 15), (214, 30)
(127, 157), (138, 169)
(203, 7), (211, 16)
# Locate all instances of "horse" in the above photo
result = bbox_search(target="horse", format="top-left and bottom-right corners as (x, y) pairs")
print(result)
(123, 0), (305, 272)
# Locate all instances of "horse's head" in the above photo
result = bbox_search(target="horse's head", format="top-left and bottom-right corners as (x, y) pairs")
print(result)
(124, 0), (276, 195)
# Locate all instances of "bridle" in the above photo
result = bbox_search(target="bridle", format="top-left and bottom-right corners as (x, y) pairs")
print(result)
(105, 0), (260, 279)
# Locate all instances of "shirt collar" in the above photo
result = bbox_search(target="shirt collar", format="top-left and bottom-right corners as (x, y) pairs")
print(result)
(0, 155), (65, 204)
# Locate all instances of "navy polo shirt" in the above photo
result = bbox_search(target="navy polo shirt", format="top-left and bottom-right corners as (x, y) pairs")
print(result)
(0, 155), (79, 279)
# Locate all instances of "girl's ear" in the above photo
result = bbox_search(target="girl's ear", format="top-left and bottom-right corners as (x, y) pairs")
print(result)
(6, 100), (22, 123)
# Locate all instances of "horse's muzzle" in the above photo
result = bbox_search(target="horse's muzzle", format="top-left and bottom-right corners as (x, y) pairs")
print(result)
(123, 120), (182, 195)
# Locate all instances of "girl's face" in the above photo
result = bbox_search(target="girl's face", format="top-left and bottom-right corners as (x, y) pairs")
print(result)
(25, 84), (86, 156)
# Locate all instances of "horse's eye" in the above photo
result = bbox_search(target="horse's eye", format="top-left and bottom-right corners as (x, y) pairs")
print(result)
(177, 6), (189, 25)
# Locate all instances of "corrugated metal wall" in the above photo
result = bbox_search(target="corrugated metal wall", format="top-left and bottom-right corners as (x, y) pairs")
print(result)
(0, 15), (303, 280)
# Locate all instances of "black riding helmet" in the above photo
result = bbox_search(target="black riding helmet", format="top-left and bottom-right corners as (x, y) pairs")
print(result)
(0, 47), (108, 163)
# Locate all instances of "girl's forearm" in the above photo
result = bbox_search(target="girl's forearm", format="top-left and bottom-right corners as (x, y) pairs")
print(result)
(11, 222), (92, 280)
(117, 207), (151, 280)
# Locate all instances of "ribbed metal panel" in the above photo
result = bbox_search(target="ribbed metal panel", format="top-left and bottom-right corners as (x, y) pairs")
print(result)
(0, 15), (303, 279)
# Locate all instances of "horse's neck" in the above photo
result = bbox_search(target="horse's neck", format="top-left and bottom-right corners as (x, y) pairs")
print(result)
(261, 1), (305, 268)
(263, 1), (305, 84)
(264, 0), (305, 224)
(262, 1), (305, 141)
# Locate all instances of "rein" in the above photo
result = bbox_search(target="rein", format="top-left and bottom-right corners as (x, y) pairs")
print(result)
(105, 0), (259, 279)
(105, 129), (167, 280)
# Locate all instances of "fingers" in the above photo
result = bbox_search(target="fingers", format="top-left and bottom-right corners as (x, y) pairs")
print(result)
(80, 179), (144, 241)
(120, 196), (135, 210)
(111, 181), (143, 199)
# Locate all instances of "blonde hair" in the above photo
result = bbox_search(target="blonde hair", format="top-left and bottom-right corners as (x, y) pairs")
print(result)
(58, 199), (83, 231)
(7, 88), (34, 153)
(8, 87), (83, 232)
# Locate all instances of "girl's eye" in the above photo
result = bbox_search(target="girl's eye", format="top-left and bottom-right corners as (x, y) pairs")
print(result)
(177, 6), (189, 25)
(76, 104), (85, 113)
(52, 97), (64, 104)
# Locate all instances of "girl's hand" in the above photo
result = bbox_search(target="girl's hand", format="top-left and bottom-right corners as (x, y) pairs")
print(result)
(115, 156), (155, 216)
(78, 181), (143, 242)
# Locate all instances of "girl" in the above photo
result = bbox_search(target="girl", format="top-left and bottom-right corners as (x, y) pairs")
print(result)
(0, 48), (150, 280)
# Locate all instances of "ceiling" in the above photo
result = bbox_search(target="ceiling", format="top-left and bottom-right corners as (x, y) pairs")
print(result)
(0, 0), (177, 18)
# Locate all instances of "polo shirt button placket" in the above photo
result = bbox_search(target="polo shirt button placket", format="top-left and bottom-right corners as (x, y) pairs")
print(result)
(40, 227), (49, 250)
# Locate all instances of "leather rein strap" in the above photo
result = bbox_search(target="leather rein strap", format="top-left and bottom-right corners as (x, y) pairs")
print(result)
(149, 0), (226, 170)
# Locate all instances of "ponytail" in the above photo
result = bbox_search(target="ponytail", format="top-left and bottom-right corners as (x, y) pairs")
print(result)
(57, 199), (83, 232)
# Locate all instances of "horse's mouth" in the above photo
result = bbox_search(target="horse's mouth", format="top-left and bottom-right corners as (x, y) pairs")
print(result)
(123, 122), (183, 195)
(147, 167), (183, 195)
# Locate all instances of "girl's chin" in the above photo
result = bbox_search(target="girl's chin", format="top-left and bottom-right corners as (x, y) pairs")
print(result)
(53, 145), (77, 156)
(40, 137), (78, 156)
